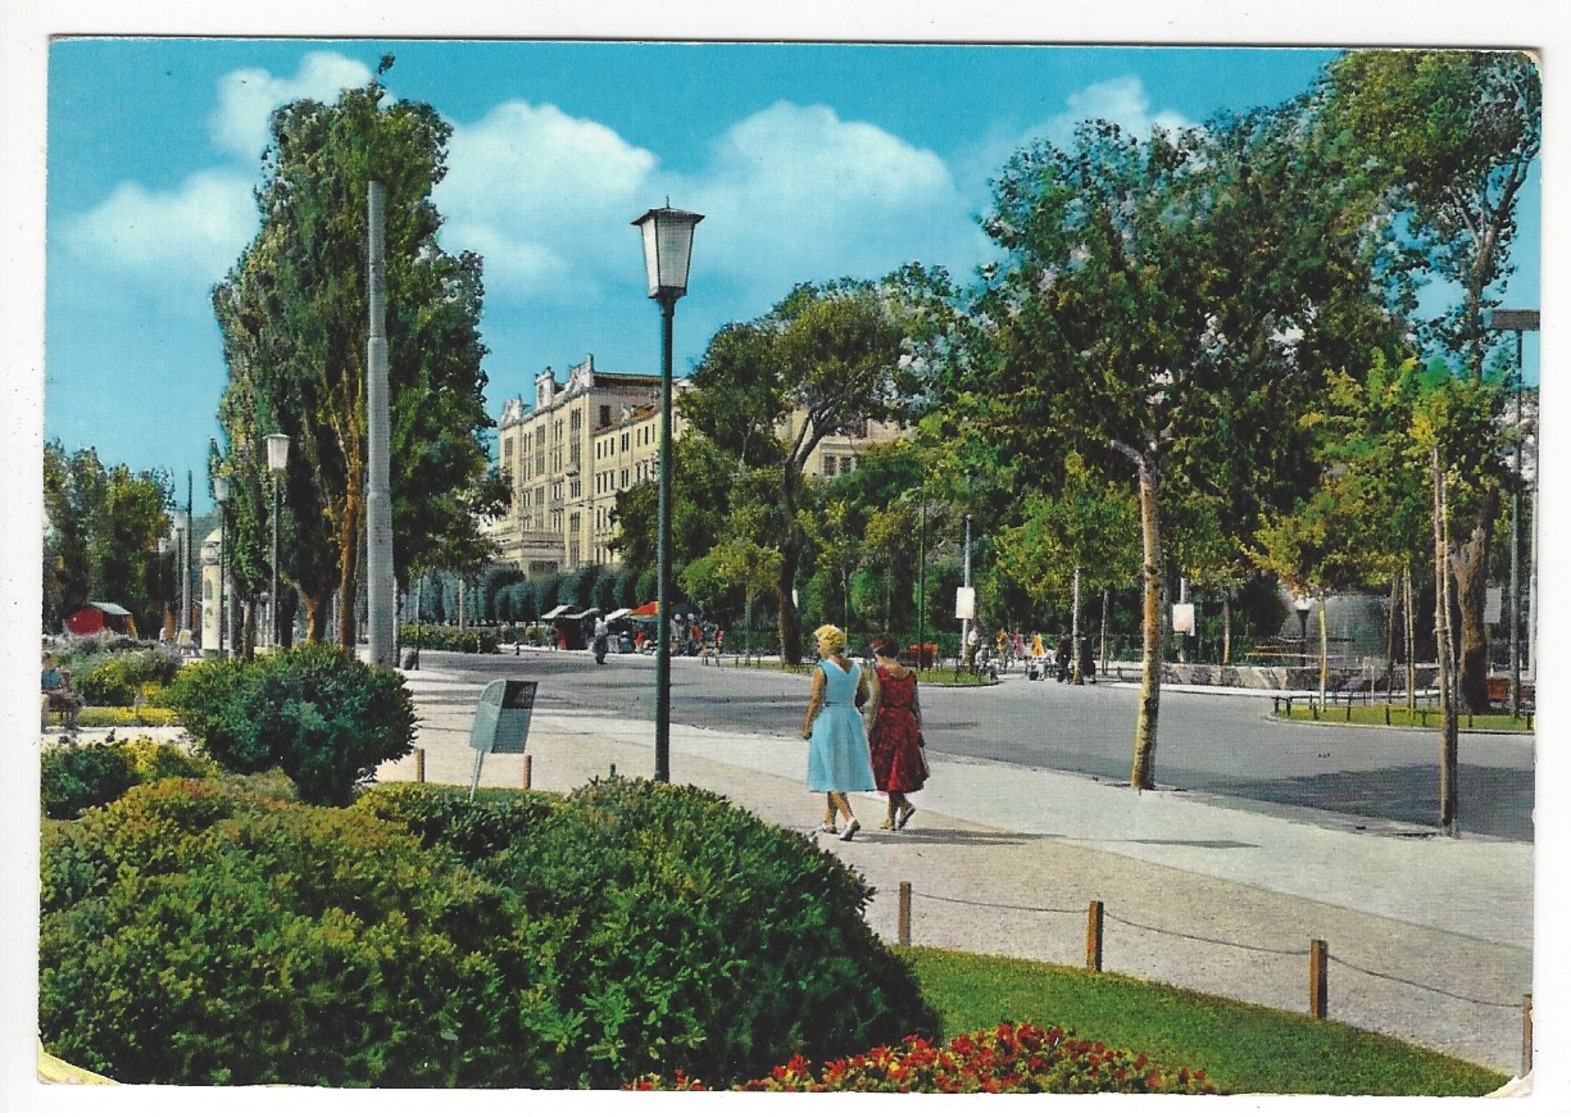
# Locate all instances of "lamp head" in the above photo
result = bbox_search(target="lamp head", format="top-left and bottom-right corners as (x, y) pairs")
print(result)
(632, 206), (703, 301)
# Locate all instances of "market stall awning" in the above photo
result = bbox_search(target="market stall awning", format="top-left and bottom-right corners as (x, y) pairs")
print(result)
(628, 601), (659, 618)
(604, 608), (632, 622)
(541, 604), (572, 620)
(563, 608), (601, 621)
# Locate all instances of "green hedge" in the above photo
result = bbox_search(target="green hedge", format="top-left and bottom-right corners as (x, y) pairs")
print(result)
(162, 645), (416, 806)
(40, 780), (533, 1087)
(40, 737), (218, 820)
(398, 625), (500, 654)
(41, 778), (939, 1088)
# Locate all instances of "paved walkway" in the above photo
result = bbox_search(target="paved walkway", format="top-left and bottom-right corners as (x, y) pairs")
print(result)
(374, 661), (1533, 1075)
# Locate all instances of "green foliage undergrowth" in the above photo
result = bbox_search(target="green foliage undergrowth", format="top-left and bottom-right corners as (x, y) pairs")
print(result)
(40, 778), (937, 1088)
(162, 644), (416, 805)
(40, 736), (218, 820)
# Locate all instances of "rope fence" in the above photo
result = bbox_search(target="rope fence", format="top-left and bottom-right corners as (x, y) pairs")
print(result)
(895, 881), (1532, 1077)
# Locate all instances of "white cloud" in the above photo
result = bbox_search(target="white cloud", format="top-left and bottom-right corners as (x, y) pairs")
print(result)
(676, 101), (987, 300)
(435, 101), (658, 303)
(960, 75), (1195, 208)
(209, 51), (375, 161)
(58, 169), (257, 289)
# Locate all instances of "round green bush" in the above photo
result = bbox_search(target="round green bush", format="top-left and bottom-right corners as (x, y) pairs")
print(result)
(39, 741), (137, 820)
(40, 738), (219, 820)
(162, 645), (416, 806)
(358, 779), (941, 1086)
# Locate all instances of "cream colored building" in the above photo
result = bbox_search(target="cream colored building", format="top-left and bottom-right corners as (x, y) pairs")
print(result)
(486, 353), (904, 572)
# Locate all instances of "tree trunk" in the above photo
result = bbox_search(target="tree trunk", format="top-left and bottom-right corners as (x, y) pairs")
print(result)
(1452, 492), (1497, 712)
(1432, 449), (1459, 836)
(336, 484), (364, 650)
(1404, 562), (1416, 713)
(1221, 593), (1232, 666)
(1130, 455), (1162, 790)
(777, 534), (803, 665)
(241, 598), (257, 661)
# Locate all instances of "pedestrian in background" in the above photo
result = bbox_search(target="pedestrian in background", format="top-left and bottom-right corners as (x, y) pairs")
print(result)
(865, 634), (926, 831)
(800, 623), (875, 840)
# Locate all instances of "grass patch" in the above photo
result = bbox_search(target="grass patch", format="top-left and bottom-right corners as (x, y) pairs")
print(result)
(1273, 703), (1531, 733)
(902, 946), (1508, 1096)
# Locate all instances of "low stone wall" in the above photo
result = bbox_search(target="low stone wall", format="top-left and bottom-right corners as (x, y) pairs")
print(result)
(1139, 662), (1440, 692)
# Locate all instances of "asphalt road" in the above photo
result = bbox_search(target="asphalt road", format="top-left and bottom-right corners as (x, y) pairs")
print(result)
(408, 647), (1534, 842)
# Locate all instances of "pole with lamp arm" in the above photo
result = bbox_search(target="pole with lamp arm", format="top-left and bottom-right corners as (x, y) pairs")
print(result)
(1294, 594), (1312, 669)
(634, 203), (703, 784)
(173, 508), (189, 648)
(266, 434), (290, 649)
(212, 474), (230, 657)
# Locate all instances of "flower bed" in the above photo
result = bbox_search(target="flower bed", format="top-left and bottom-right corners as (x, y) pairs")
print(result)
(628, 1021), (1217, 1093)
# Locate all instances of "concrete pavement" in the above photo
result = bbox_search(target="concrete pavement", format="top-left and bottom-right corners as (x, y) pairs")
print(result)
(377, 657), (1534, 1075)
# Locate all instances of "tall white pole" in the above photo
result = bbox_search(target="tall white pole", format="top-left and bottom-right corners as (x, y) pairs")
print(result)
(366, 181), (395, 667)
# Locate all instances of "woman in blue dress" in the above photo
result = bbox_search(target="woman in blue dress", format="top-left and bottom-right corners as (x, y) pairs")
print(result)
(800, 624), (876, 840)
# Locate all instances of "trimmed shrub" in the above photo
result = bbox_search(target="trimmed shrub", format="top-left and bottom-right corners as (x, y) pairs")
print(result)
(396, 624), (499, 654)
(357, 779), (940, 1087)
(66, 645), (183, 706)
(39, 781), (540, 1087)
(162, 645), (416, 806)
(39, 741), (137, 820)
(40, 738), (221, 820)
(42, 778), (938, 1089)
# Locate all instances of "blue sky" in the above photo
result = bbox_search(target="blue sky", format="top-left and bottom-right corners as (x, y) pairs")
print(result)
(39, 37), (1541, 514)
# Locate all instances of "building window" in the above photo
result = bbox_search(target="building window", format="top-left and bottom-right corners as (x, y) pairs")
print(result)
(824, 456), (838, 478)
(502, 437), (513, 464)
(621, 432), (629, 452)
(600, 405), (612, 427)
(621, 469), (629, 487)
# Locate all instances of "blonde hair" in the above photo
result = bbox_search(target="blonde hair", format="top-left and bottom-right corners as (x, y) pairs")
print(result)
(812, 624), (847, 655)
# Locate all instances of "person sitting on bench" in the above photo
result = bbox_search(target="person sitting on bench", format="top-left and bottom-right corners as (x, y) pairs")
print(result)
(41, 650), (82, 731)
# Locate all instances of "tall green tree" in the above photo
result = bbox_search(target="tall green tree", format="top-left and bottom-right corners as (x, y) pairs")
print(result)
(679, 281), (914, 663)
(968, 102), (1399, 788)
(1321, 49), (1540, 710)
(42, 442), (173, 636)
(213, 67), (501, 647)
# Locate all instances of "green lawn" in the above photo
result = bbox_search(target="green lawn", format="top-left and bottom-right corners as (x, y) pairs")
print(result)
(1273, 703), (1532, 733)
(902, 946), (1508, 1096)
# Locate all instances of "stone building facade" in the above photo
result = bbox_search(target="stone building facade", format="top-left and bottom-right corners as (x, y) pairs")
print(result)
(485, 353), (905, 573)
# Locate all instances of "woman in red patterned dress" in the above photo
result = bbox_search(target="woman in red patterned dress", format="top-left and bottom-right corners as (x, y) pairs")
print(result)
(864, 634), (927, 831)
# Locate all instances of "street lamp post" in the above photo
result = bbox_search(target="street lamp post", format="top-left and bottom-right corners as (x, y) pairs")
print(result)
(212, 474), (230, 657)
(173, 508), (189, 644)
(634, 203), (703, 784)
(1486, 308), (1538, 718)
(266, 434), (290, 649)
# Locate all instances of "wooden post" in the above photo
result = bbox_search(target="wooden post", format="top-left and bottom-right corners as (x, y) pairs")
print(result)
(415, 747), (426, 784)
(523, 753), (533, 790)
(1522, 994), (1533, 1078)
(609, 762), (617, 779)
(898, 881), (912, 946)
(1309, 939), (1328, 1019)
(1086, 900), (1105, 973)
